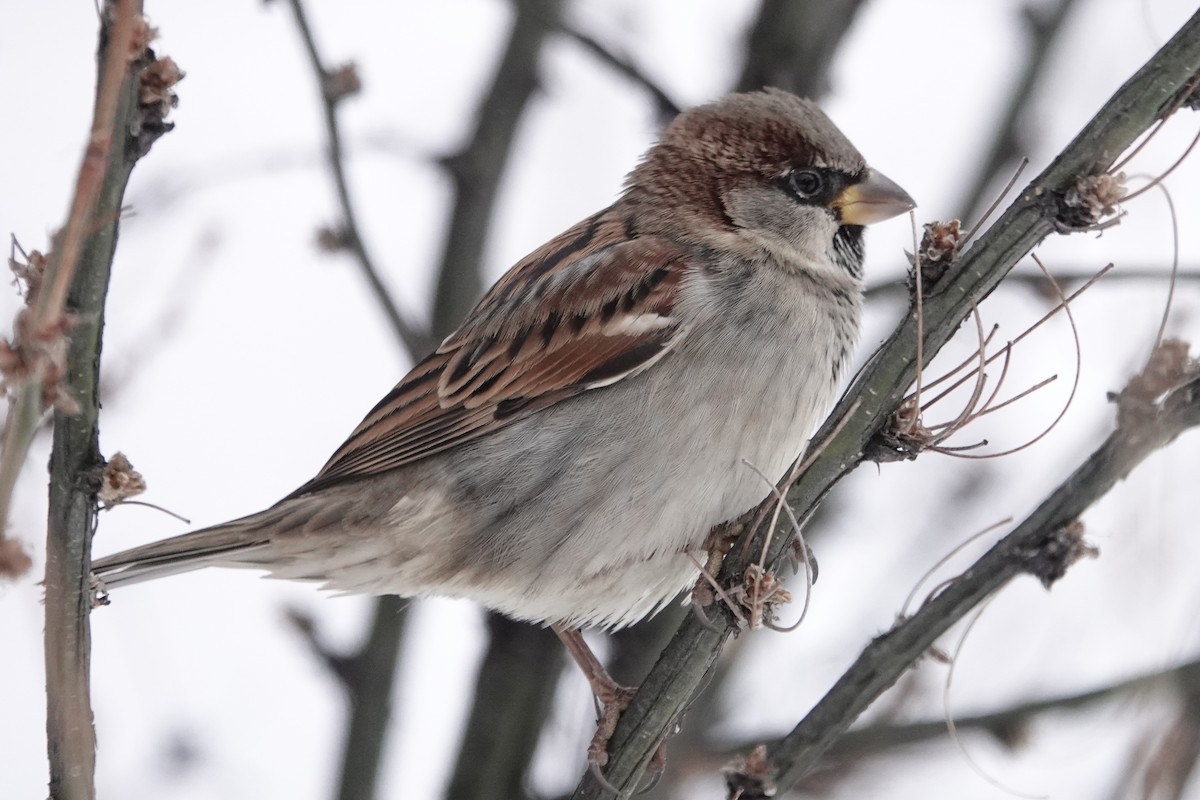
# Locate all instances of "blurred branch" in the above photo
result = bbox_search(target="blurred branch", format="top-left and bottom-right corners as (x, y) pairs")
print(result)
(284, 0), (433, 358)
(672, 654), (1200, 787)
(801, 652), (1200, 796)
(332, 595), (408, 800)
(560, 27), (681, 121)
(285, 596), (408, 800)
(42, 2), (180, 798)
(570, 10), (1200, 797)
(446, 615), (563, 800)
(432, 0), (561, 334)
(119, 128), (434, 225)
(830, 655), (1200, 762)
(736, 0), (870, 97)
(1108, 688), (1200, 800)
(958, 0), (1082, 222)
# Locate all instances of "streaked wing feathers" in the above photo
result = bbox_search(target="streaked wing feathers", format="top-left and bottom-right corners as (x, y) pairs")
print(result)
(291, 223), (692, 496)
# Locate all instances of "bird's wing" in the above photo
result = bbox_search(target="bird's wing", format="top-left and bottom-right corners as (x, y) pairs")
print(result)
(291, 214), (695, 496)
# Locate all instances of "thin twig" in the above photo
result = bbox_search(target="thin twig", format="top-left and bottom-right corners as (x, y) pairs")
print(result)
(918, 340), (1003, 414)
(916, 262), (1111, 409)
(963, 158), (1029, 246)
(899, 518), (1013, 618)
(1150, 185), (1181, 351)
(283, 0), (430, 358)
(944, 253), (1083, 459)
(0, 4), (139, 540)
(1110, 72), (1200, 173)
(852, 655), (1200, 753)
(913, 325), (1000, 400)
(926, 303), (990, 443)
(1118, 123), (1200, 203)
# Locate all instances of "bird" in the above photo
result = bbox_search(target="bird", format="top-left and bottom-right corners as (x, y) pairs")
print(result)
(93, 87), (913, 766)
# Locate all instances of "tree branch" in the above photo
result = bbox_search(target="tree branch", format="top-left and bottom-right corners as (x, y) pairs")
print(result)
(42, 2), (180, 798)
(331, 595), (408, 800)
(570, 9), (1200, 797)
(445, 615), (563, 799)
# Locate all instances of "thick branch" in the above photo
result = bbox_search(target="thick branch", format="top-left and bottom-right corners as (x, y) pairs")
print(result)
(570, 9), (1200, 797)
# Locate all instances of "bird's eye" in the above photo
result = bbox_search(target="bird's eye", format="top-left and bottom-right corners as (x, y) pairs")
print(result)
(786, 169), (824, 200)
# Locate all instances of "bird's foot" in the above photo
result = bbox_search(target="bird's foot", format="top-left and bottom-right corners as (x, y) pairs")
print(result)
(587, 682), (637, 767)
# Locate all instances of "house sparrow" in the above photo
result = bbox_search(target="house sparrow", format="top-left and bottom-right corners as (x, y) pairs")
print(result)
(93, 88), (912, 760)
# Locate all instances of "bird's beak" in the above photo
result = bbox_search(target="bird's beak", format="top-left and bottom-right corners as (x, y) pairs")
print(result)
(835, 169), (916, 226)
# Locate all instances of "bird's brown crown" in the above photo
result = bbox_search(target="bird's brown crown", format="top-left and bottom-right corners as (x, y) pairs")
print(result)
(625, 89), (867, 232)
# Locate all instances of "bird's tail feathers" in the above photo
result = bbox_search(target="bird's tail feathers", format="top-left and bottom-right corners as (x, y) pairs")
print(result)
(92, 516), (273, 590)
